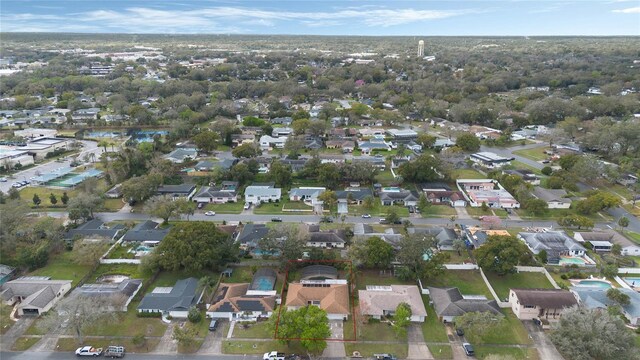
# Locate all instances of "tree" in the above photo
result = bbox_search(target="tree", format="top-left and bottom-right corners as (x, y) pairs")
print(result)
(151, 222), (238, 272)
(618, 216), (630, 232)
(558, 214), (594, 230)
(67, 193), (103, 222)
(550, 308), (635, 360)
(188, 306), (203, 323)
(455, 133), (481, 152)
(453, 239), (467, 255)
(242, 116), (265, 127)
(40, 296), (116, 344)
(317, 190), (337, 211)
(417, 133), (436, 148)
(541, 166), (553, 176)
(49, 193), (58, 205)
(317, 163), (341, 189)
(270, 306), (331, 355)
(98, 139), (110, 152)
(270, 160), (293, 188)
(536, 249), (548, 265)
(607, 288), (630, 306)
(480, 201), (489, 213)
(175, 198), (196, 221)
(396, 233), (439, 281)
(474, 235), (530, 275)
(73, 239), (109, 266)
(611, 243), (622, 256)
(601, 264), (618, 278)
(392, 303), (412, 338)
(385, 209), (400, 224)
(232, 143), (261, 158)
(144, 196), (180, 223)
(8, 187), (20, 200)
(61, 192), (69, 205)
(121, 174), (161, 203)
(398, 154), (449, 183)
(349, 236), (394, 269)
(258, 224), (309, 263)
(362, 196), (375, 210)
(192, 130), (219, 153)
(524, 198), (548, 216)
(455, 311), (504, 344)
(32, 193), (41, 206)
(172, 325), (197, 347)
(418, 193), (430, 212)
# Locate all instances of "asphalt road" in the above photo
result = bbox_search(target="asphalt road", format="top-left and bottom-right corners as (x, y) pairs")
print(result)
(0, 140), (102, 193)
(0, 352), (264, 360)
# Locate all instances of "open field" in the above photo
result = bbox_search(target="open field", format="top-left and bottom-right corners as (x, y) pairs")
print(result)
(485, 271), (555, 301)
(19, 186), (78, 208)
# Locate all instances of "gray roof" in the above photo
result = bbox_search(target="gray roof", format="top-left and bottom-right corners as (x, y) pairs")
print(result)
(165, 148), (198, 161)
(237, 224), (269, 247)
(137, 278), (200, 312)
(336, 188), (373, 201)
(380, 191), (419, 202)
(511, 289), (577, 308)
(194, 186), (237, 199)
(571, 287), (640, 318)
(408, 227), (458, 248)
(519, 231), (585, 257)
(309, 229), (347, 244)
(289, 187), (325, 199)
(1, 279), (71, 306)
(532, 187), (571, 204)
(77, 279), (142, 298)
(121, 221), (171, 243)
(428, 287), (502, 318)
(64, 219), (124, 241)
(156, 184), (196, 195)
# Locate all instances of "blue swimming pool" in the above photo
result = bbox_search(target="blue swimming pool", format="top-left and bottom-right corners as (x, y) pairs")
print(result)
(624, 278), (640, 287)
(252, 276), (275, 291)
(575, 280), (612, 289)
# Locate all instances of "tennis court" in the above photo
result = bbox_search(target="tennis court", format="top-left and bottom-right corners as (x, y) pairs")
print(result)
(46, 169), (103, 187)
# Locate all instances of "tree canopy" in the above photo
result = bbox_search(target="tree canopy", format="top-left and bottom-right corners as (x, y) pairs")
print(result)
(474, 235), (530, 275)
(270, 305), (331, 354)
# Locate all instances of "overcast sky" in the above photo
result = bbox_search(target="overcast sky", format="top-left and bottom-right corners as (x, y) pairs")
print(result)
(1, 0), (639, 35)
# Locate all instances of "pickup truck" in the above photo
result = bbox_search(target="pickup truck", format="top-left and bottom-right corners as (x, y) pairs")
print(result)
(75, 346), (103, 356)
(263, 351), (286, 360)
(104, 345), (125, 358)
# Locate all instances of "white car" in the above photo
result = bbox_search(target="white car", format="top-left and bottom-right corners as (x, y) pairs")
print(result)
(75, 346), (103, 356)
(11, 182), (22, 188)
(205, 211), (216, 216)
(0, 177), (7, 182)
(361, 214), (372, 218)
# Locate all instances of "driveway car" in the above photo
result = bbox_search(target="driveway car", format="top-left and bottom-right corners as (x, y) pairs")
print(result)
(462, 343), (474, 356)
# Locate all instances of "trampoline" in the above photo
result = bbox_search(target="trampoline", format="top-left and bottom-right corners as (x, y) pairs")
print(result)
(249, 268), (277, 291)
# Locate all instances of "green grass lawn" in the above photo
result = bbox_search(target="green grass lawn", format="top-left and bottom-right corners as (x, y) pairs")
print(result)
(203, 201), (244, 214)
(29, 250), (94, 287)
(0, 303), (14, 335)
(421, 205), (457, 217)
(512, 147), (550, 161)
(11, 337), (40, 351)
(105, 243), (136, 259)
(452, 168), (486, 180)
(485, 272), (555, 301)
(222, 340), (307, 355)
(422, 296), (449, 342)
(429, 345), (453, 359)
(425, 270), (493, 298)
(82, 300), (167, 337)
(233, 321), (274, 339)
(465, 310), (532, 346)
(282, 201), (313, 210)
(474, 346), (539, 360)
(355, 269), (415, 290)
(56, 337), (160, 353)
(253, 201), (288, 214)
(19, 187), (79, 208)
(442, 250), (472, 264)
(224, 267), (254, 283)
(466, 207), (494, 217)
(102, 198), (124, 212)
(348, 202), (409, 217)
(510, 160), (543, 175)
(344, 343), (408, 359)
(91, 264), (149, 282)
(622, 204), (640, 217)
(358, 320), (406, 341)
(626, 232), (640, 244)
(374, 171), (397, 185)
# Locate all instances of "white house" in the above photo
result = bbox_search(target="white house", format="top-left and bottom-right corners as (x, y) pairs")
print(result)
(259, 135), (287, 150)
(1, 278), (72, 316)
(245, 183), (282, 205)
(359, 285), (427, 322)
(532, 187), (571, 209)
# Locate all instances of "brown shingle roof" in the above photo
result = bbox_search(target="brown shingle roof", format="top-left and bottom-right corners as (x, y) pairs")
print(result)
(285, 283), (349, 315)
(511, 289), (577, 309)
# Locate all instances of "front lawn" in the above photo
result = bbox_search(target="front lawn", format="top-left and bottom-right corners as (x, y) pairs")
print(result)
(485, 271), (555, 301)
(464, 310), (532, 346)
(203, 201), (244, 214)
(512, 147), (550, 161)
(421, 206), (457, 217)
(425, 270), (493, 298)
(28, 250), (94, 286)
(19, 187), (79, 208)
(348, 202), (409, 217)
(421, 296), (448, 342)
(0, 303), (14, 335)
(102, 198), (124, 212)
(357, 320), (406, 342)
(451, 168), (486, 180)
(82, 300), (167, 337)
(344, 343), (408, 359)
(429, 345), (453, 359)
(474, 346), (539, 360)
(55, 337), (160, 353)
(253, 201), (288, 214)
(11, 337), (40, 351)
(233, 320), (274, 339)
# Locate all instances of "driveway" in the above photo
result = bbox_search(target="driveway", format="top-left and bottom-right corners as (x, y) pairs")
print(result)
(455, 207), (471, 220)
(446, 325), (475, 360)
(0, 317), (34, 351)
(151, 323), (177, 354)
(522, 320), (564, 360)
(407, 324), (433, 359)
(321, 321), (345, 358)
(198, 321), (225, 355)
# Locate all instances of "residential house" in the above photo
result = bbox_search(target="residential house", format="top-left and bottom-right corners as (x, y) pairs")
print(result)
(289, 187), (325, 203)
(359, 285), (427, 322)
(571, 287), (640, 325)
(207, 268), (278, 321)
(574, 231), (632, 255)
(270, 117), (293, 126)
(236, 224), (269, 250)
(64, 219), (124, 243)
(420, 183), (466, 207)
(165, 148), (198, 163)
(470, 152), (514, 169)
(428, 287), (502, 323)
(353, 224), (403, 247)
(307, 224), (346, 248)
(120, 220), (171, 246)
(305, 137), (323, 150)
(518, 231), (586, 264)
(353, 157), (386, 169)
(336, 188), (374, 205)
(195, 159), (237, 172)
(286, 279), (350, 320)
(280, 158), (309, 173)
(503, 169), (540, 185)
(272, 127), (293, 137)
(231, 134), (256, 148)
(137, 278), (203, 318)
(156, 184), (197, 200)
(358, 139), (391, 155)
(72, 107), (100, 121)
(433, 138), (455, 149)
(618, 174), (638, 187)
(259, 135), (286, 150)
(456, 179), (520, 209)
(245, 183), (282, 205)
(241, 126), (263, 136)
(408, 227), (459, 251)
(105, 184), (123, 198)
(1, 277), (72, 316)
(0, 265), (15, 285)
(325, 139), (356, 152)
(193, 186), (238, 204)
(386, 128), (418, 139)
(509, 289), (577, 320)
(462, 226), (510, 249)
(319, 155), (346, 164)
(74, 279), (143, 312)
(379, 188), (419, 207)
(531, 187), (571, 209)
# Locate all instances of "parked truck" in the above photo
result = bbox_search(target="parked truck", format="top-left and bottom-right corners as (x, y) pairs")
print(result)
(75, 346), (103, 356)
(263, 351), (286, 360)
(104, 345), (126, 358)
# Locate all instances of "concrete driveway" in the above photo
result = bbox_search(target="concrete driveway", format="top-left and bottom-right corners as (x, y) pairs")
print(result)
(446, 325), (476, 360)
(407, 324), (433, 359)
(522, 320), (564, 360)
(198, 321), (226, 355)
(321, 321), (345, 358)
(0, 317), (34, 351)
(152, 323), (177, 354)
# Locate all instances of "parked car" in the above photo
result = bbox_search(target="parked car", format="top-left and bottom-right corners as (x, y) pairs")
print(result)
(378, 218), (389, 224)
(264, 351), (286, 360)
(271, 217), (282, 222)
(243, 203), (251, 210)
(462, 343), (474, 356)
(361, 214), (371, 218)
(103, 345), (125, 358)
(374, 354), (397, 360)
(320, 216), (333, 223)
(408, 206), (415, 213)
(0, 177), (7, 182)
(542, 159), (550, 164)
(456, 328), (465, 336)
(75, 346), (103, 356)
(205, 211), (216, 216)
(11, 182), (22, 188)
(197, 202), (205, 209)
(208, 319), (218, 331)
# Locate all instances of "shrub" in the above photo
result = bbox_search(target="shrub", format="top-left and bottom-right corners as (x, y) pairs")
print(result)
(541, 166), (553, 176)
(188, 306), (202, 323)
(137, 311), (162, 318)
(132, 334), (146, 346)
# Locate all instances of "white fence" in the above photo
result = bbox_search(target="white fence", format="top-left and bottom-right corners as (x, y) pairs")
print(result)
(618, 268), (640, 274)
(444, 264), (479, 270)
(100, 259), (141, 264)
(614, 276), (633, 290)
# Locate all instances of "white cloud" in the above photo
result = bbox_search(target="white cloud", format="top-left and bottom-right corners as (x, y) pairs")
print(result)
(612, 6), (640, 13)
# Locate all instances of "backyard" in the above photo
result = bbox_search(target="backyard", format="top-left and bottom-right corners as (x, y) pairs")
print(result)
(425, 270), (493, 298)
(485, 271), (555, 301)
(355, 269), (415, 291)
(28, 250), (94, 286)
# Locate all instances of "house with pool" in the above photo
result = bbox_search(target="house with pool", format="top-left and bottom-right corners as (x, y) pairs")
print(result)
(571, 286), (640, 325)
(518, 231), (592, 265)
(509, 288), (577, 321)
(207, 268), (278, 321)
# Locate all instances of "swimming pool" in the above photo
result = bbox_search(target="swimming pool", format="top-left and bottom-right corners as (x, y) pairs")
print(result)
(624, 278), (640, 287)
(575, 280), (612, 289)
(252, 276), (275, 291)
(382, 187), (401, 192)
(559, 257), (586, 265)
